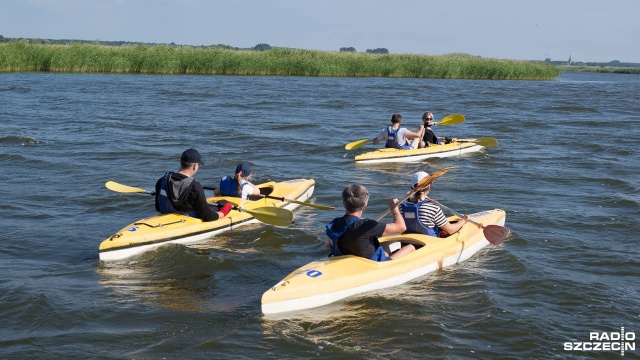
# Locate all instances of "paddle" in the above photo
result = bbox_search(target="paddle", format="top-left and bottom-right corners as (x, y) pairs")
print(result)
(455, 137), (499, 148)
(375, 167), (452, 221)
(105, 181), (293, 226)
(344, 114), (466, 150)
(430, 199), (510, 245)
(202, 186), (334, 210)
(106, 181), (155, 195)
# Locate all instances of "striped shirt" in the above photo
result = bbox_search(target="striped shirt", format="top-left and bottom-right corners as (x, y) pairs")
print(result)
(401, 200), (448, 228)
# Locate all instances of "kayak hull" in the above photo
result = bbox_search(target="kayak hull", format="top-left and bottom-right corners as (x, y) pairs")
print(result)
(354, 141), (483, 164)
(99, 179), (315, 261)
(261, 208), (506, 315)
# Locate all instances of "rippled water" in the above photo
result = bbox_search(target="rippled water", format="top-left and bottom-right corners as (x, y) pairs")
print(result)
(1, 71), (639, 359)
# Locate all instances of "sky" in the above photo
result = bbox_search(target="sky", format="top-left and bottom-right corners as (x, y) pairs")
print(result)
(2, 0), (639, 63)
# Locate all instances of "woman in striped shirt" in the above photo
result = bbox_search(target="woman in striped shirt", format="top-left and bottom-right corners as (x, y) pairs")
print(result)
(399, 171), (469, 237)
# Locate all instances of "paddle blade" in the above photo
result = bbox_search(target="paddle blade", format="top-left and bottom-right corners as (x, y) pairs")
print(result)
(345, 138), (371, 150)
(242, 207), (294, 227)
(483, 225), (510, 245)
(105, 181), (148, 194)
(437, 114), (465, 126)
(475, 137), (498, 148)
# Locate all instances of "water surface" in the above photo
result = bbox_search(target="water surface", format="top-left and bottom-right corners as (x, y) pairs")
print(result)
(1, 71), (638, 359)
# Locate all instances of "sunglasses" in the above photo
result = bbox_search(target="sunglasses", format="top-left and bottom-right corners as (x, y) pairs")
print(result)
(425, 118), (433, 121)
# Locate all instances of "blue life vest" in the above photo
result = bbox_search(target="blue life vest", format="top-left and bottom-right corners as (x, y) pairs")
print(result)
(399, 199), (441, 237)
(325, 216), (361, 256)
(385, 127), (411, 149)
(218, 176), (248, 198)
(157, 172), (199, 217)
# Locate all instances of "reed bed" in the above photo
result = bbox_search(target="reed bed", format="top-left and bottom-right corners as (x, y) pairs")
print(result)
(0, 41), (561, 80)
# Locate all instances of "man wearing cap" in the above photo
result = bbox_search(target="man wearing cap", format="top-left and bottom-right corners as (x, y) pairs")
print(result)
(215, 163), (261, 200)
(399, 171), (468, 236)
(155, 148), (232, 221)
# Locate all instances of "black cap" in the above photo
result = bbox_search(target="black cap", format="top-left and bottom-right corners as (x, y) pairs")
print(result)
(181, 148), (203, 165)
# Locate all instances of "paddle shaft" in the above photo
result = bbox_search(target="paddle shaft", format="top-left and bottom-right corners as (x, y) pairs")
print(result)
(374, 190), (416, 222)
(429, 199), (510, 245)
(105, 181), (292, 226)
(433, 202), (482, 228)
(203, 186), (333, 210)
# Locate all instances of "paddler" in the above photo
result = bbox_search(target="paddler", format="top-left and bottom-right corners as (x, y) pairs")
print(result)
(399, 171), (468, 236)
(416, 111), (453, 148)
(154, 148), (232, 221)
(372, 113), (422, 149)
(325, 184), (416, 261)
(214, 162), (261, 199)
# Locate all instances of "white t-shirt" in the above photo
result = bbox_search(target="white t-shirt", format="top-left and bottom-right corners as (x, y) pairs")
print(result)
(240, 180), (255, 200)
(376, 127), (408, 147)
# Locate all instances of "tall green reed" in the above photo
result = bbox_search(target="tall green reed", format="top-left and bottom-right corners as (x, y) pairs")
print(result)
(0, 41), (561, 80)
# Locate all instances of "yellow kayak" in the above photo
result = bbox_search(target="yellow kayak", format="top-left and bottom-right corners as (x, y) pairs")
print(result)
(354, 139), (484, 164)
(99, 178), (315, 261)
(262, 208), (507, 315)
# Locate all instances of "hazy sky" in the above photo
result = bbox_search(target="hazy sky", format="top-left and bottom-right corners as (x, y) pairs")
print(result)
(2, 0), (639, 63)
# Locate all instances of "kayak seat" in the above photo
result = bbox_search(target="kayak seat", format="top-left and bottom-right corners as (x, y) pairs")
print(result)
(381, 240), (424, 254)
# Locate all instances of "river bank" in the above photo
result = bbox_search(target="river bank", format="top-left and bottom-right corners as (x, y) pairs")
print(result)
(0, 41), (561, 80)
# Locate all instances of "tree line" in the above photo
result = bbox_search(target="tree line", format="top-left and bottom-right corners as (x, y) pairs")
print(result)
(1, 35), (393, 54)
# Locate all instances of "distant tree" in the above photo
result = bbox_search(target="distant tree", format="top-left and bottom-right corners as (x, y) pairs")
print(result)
(340, 47), (356, 52)
(609, 60), (621, 65)
(254, 43), (272, 51)
(365, 48), (389, 54)
(0, 35), (4, 42)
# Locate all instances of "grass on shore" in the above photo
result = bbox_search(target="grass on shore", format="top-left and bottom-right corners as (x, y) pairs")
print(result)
(559, 65), (640, 75)
(0, 41), (561, 80)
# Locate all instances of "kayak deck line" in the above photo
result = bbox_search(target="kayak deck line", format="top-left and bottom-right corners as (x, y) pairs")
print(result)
(132, 219), (186, 229)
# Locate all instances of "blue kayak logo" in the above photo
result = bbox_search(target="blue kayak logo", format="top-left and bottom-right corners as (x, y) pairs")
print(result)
(296, 269), (322, 278)
(127, 226), (138, 232)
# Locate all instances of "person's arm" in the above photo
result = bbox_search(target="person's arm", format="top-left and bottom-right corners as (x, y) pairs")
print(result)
(241, 181), (260, 199)
(382, 198), (406, 236)
(405, 129), (422, 138)
(440, 214), (468, 234)
(428, 204), (467, 235)
(192, 182), (231, 221)
(372, 129), (386, 145)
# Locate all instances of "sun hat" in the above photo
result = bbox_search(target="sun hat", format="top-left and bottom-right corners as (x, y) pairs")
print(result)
(411, 171), (429, 188)
(181, 148), (203, 165)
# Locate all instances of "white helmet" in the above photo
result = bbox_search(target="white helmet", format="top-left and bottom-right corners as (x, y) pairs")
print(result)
(411, 171), (429, 188)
